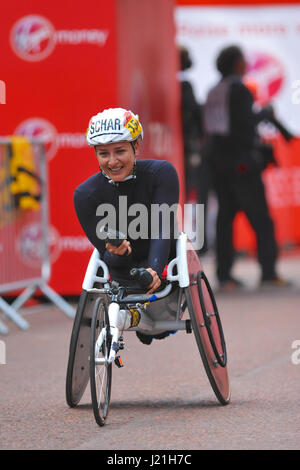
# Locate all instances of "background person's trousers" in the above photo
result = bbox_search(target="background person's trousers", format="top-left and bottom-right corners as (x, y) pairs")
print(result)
(213, 170), (278, 282)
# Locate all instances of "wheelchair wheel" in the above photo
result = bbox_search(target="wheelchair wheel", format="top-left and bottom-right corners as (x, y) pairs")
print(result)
(185, 270), (230, 405)
(90, 297), (112, 426)
(66, 290), (92, 408)
(197, 271), (227, 367)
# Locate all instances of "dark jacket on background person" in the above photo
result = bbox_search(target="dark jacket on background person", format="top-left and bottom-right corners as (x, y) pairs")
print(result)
(203, 75), (278, 283)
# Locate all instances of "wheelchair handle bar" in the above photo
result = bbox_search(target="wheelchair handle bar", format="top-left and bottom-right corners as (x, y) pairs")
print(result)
(100, 226), (126, 247)
(130, 267), (153, 288)
(100, 227), (154, 288)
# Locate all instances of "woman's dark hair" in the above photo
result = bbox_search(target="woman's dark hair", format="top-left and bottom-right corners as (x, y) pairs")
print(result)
(216, 45), (244, 77)
(179, 46), (192, 71)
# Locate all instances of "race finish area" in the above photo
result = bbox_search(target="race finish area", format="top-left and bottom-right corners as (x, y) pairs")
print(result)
(1, 251), (300, 450)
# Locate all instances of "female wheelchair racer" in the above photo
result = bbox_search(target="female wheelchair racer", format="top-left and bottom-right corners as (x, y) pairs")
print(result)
(66, 108), (230, 426)
(73, 107), (180, 344)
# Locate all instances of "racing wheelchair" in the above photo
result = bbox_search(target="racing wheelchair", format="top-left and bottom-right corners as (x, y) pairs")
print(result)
(66, 232), (230, 427)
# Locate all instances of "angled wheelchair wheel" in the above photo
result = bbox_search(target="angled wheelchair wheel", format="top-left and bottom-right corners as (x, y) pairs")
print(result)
(90, 297), (112, 426)
(197, 271), (227, 368)
(185, 250), (230, 405)
(66, 290), (92, 408)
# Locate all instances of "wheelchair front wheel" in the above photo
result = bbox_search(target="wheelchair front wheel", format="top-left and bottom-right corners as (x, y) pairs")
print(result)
(185, 271), (230, 406)
(89, 297), (112, 426)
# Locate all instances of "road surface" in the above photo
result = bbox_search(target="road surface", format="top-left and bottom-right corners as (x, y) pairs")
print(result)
(1, 253), (300, 451)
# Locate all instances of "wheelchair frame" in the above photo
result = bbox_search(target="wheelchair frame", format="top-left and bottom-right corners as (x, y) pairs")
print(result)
(66, 232), (230, 427)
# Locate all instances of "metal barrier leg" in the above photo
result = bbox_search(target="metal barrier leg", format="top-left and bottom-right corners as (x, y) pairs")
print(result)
(0, 297), (29, 330)
(0, 139), (76, 331)
(0, 283), (74, 332)
(0, 319), (9, 335)
(39, 283), (75, 318)
(11, 284), (75, 319)
(10, 285), (37, 312)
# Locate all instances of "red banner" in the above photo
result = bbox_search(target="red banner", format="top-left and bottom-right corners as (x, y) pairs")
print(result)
(1, 0), (184, 295)
(1, 2), (117, 295)
(116, 0), (184, 201)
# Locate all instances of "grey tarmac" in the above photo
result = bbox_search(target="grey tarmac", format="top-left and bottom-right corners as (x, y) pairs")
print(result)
(1, 253), (300, 450)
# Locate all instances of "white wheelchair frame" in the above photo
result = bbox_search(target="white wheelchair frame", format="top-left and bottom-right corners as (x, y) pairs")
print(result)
(84, 232), (191, 365)
(66, 231), (230, 427)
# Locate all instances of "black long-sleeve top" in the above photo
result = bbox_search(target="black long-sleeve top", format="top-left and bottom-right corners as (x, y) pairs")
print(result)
(73, 159), (179, 276)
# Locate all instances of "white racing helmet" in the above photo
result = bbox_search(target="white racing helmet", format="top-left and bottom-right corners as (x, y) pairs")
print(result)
(86, 107), (143, 146)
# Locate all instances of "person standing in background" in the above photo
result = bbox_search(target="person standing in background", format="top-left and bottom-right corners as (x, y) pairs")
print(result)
(178, 46), (210, 253)
(203, 45), (291, 290)
(179, 46), (204, 198)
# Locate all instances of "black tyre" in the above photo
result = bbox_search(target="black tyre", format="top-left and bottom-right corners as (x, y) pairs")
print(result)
(66, 290), (91, 408)
(89, 297), (112, 426)
(197, 271), (227, 368)
(185, 271), (230, 405)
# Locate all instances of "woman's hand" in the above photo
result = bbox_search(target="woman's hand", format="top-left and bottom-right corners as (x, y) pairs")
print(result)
(105, 239), (132, 256)
(146, 268), (161, 294)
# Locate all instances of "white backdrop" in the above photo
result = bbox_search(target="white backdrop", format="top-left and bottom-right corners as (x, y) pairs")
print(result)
(175, 5), (300, 135)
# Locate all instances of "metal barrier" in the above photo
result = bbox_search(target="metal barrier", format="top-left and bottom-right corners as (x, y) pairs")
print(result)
(0, 137), (75, 334)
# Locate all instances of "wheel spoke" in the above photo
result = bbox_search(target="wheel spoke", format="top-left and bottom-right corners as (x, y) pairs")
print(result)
(95, 366), (107, 410)
(90, 297), (112, 426)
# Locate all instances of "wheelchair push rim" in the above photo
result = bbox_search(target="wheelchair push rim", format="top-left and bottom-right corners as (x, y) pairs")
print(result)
(185, 248), (230, 405)
(197, 270), (227, 368)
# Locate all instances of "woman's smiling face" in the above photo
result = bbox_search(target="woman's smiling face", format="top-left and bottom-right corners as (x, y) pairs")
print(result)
(95, 141), (139, 182)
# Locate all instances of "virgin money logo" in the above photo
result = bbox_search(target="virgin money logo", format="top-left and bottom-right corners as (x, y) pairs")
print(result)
(10, 15), (56, 62)
(16, 223), (93, 267)
(16, 223), (62, 267)
(245, 51), (285, 106)
(15, 118), (58, 160)
(10, 14), (109, 62)
(14, 118), (86, 160)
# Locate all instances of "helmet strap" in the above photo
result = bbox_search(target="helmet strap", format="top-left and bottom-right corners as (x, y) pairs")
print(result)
(131, 141), (137, 154)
